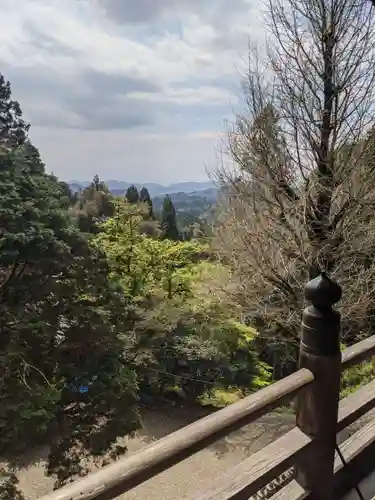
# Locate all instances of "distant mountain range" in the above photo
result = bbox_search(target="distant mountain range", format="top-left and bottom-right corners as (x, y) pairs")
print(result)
(69, 180), (219, 228)
(69, 180), (215, 197)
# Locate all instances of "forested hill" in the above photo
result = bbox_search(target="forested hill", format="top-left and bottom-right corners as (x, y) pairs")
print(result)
(70, 182), (218, 230)
(152, 188), (217, 208)
(152, 188), (217, 227)
(69, 180), (215, 197)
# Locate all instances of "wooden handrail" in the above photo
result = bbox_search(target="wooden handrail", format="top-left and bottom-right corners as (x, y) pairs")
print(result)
(181, 275), (375, 500)
(38, 369), (313, 500)
(338, 378), (375, 431)
(341, 336), (375, 369)
(34, 275), (375, 500)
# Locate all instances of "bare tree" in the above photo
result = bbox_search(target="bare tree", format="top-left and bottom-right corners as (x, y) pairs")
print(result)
(215, 0), (375, 349)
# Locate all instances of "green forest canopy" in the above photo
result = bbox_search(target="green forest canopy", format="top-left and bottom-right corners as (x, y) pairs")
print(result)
(0, 74), (270, 493)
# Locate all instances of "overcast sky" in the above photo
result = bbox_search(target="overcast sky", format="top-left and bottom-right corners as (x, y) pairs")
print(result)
(0, 0), (263, 183)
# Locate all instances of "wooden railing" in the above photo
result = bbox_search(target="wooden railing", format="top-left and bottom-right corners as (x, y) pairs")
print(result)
(38, 274), (375, 500)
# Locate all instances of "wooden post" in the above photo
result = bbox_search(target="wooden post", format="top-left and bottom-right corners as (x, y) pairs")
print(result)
(296, 272), (342, 499)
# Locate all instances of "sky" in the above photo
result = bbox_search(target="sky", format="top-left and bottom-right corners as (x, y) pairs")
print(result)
(0, 0), (264, 184)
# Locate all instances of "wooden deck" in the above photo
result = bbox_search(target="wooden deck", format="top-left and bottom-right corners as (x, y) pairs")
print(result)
(36, 337), (375, 500)
(35, 274), (375, 500)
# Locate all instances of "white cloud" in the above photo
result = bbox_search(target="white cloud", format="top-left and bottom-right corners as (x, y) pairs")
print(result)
(128, 86), (235, 106)
(30, 127), (221, 184)
(0, 0), (265, 183)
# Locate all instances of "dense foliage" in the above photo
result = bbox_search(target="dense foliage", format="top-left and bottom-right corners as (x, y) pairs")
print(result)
(72, 174), (114, 233)
(0, 144), (140, 487)
(0, 76), (141, 493)
(0, 74), (270, 498)
(93, 201), (270, 405)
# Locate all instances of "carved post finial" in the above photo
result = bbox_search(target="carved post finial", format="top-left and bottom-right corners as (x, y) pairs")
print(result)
(304, 272), (342, 310)
(301, 272), (341, 357)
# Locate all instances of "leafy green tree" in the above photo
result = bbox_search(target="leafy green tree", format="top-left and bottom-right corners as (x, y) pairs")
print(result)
(0, 73), (29, 148)
(94, 209), (269, 405)
(125, 185), (139, 204)
(161, 195), (179, 241)
(73, 175), (114, 233)
(0, 145), (139, 485)
(139, 187), (153, 218)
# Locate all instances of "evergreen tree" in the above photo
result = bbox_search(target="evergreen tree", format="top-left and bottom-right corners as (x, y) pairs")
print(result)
(0, 73), (29, 148)
(161, 195), (180, 240)
(139, 187), (153, 218)
(0, 76), (139, 486)
(125, 185), (139, 204)
(0, 145), (139, 486)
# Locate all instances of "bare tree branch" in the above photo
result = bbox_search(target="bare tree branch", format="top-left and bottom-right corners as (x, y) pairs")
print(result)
(213, 0), (375, 346)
